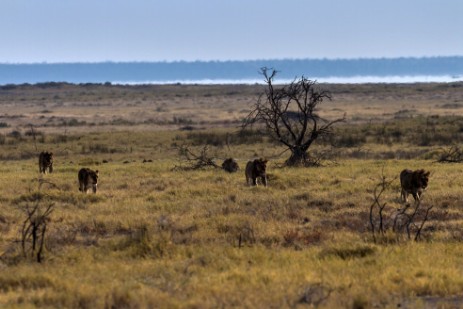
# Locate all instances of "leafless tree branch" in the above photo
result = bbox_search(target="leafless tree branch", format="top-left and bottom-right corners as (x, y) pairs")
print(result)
(173, 144), (220, 170)
(243, 68), (344, 166)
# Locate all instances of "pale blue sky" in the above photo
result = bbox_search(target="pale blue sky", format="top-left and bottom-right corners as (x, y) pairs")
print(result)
(1, 0), (462, 63)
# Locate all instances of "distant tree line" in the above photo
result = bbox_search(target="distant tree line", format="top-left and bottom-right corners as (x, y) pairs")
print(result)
(1, 56), (463, 84)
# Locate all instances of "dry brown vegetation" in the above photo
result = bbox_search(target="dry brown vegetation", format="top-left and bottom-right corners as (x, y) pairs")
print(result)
(1, 81), (463, 308)
(2, 81), (463, 134)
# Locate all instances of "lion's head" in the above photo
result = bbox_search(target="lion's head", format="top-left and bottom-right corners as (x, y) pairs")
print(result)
(253, 158), (268, 176)
(414, 169), (430, 190)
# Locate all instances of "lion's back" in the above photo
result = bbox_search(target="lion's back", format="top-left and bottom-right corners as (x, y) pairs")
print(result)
(245, 161), (254, 179)
(400, 169), (413, 188)
(78, 168), (89, 183)
(400, 169), (430, 194)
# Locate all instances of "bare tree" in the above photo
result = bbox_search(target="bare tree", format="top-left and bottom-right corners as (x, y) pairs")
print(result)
(393, 200), (434, 241)
(243, 68), (344, 166)
(369, 171), (394, 242)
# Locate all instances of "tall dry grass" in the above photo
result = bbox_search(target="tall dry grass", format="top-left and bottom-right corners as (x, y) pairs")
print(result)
(1, 82), (463, 307)
(1, 129), (463, 307)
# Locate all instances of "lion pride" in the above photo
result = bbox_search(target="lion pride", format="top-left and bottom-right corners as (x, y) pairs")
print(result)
(400, 169), (430, 202)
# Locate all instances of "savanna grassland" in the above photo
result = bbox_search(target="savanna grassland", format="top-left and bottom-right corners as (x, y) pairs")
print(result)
(1, 82), (463, 308)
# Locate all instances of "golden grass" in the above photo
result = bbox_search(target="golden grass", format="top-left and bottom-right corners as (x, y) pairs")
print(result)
(1, 83), (463, 307)
(1, 151), (463, 308)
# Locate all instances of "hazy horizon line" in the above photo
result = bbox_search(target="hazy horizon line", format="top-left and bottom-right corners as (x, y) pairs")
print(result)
(1, 75), (460, 86)
(2, 55), (463, 65)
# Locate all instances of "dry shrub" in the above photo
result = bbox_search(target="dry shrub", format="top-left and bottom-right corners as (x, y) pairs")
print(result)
(436, 145), (463, 163)
(173, 144), (219, 170)
(369, 171), (434, 242)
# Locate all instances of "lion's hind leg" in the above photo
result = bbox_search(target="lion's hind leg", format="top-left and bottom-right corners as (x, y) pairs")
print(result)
(401, 189), (408, 203)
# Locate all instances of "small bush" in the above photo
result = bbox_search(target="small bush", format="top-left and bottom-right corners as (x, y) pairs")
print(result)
(7, 130), (22, 139)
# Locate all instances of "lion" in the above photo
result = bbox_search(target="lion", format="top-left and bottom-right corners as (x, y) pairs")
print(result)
(38, 151), (53, 174)
(245, 158), (268, 186)
(78, 168), (99, 194)
(400, 169), (430, 202)
(222, 158), (239, 173)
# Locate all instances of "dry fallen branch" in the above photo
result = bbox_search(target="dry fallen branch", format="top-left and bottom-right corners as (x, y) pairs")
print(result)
(173, 144), (220, 170)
